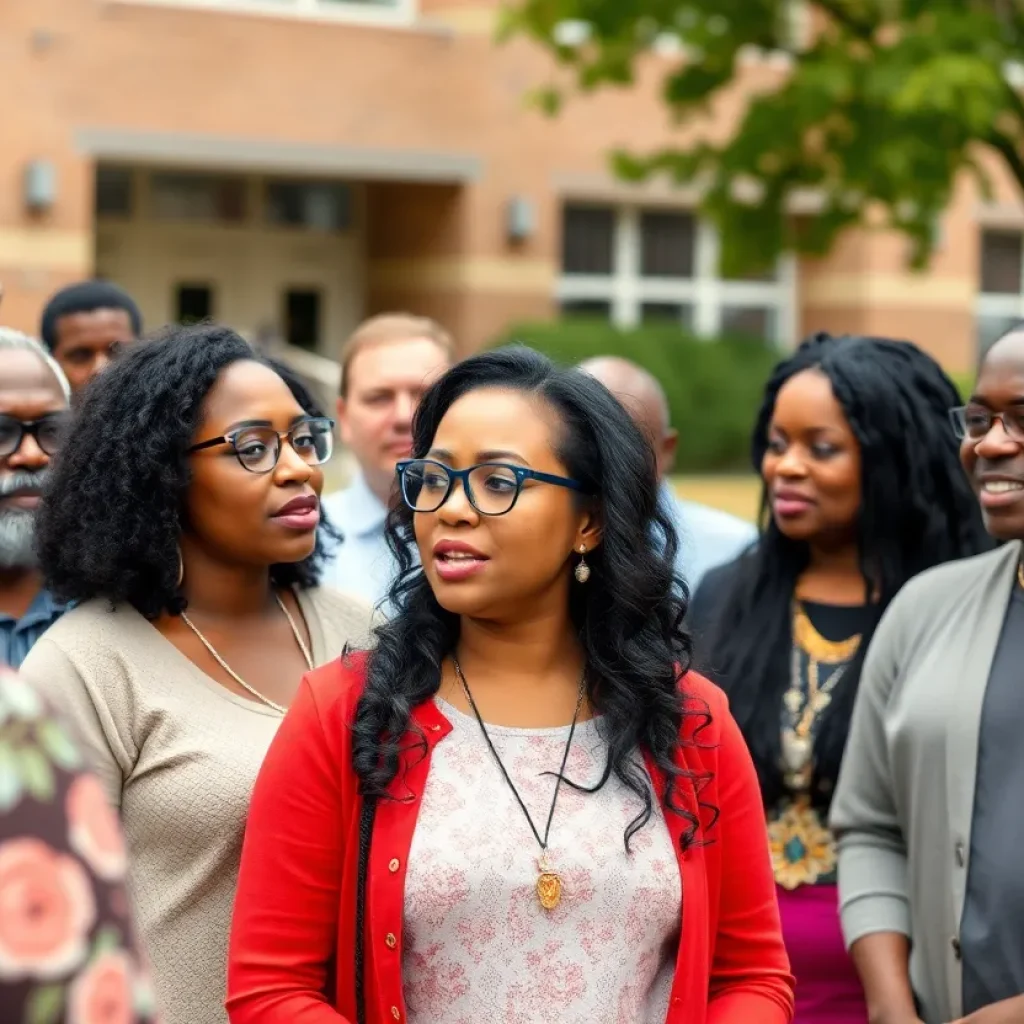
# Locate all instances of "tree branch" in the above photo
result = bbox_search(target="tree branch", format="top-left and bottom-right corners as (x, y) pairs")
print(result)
(808, 0), (877, 40)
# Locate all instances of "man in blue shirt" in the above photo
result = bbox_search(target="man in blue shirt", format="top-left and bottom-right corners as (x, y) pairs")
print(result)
(580, 356), (757, 591)
(0, 329), (70, 666)
(321, 313), (454, 608)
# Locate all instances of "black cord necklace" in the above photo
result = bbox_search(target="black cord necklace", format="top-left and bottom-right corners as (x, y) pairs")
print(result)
(451, 654), (586, 911)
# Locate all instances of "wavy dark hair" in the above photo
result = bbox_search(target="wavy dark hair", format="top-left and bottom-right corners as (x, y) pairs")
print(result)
(352, 345), (714, 849)
(36, 323), (339, 619)
(699, 332), (990, 808)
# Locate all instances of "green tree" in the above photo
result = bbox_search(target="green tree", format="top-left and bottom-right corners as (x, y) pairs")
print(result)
(501, 1), (1024, 275)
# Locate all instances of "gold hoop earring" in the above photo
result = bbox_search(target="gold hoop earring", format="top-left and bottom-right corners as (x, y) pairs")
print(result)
(176, 545), (184, 589)
(574, 544), (591, 584)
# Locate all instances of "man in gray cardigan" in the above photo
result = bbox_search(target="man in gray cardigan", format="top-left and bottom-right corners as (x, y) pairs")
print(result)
(832, 325), (1024, 1024)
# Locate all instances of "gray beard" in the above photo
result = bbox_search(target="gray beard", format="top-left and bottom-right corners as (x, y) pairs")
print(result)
(0, 510), (36, 570)
(0, 469), (47, 571)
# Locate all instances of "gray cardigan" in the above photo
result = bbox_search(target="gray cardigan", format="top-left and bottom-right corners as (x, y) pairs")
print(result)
(830, 540), (1018, 1024)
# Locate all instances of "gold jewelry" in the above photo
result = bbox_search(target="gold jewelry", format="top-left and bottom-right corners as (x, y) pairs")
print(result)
(452, 655), (585, 911)
(792, 602), (861, 663)
(180, 591), (313, 714)
(1017, 561), (1024, 590)
(782, 602), (862, 791)
(574, 544), (591, 584)
(176, 545), (185, 589)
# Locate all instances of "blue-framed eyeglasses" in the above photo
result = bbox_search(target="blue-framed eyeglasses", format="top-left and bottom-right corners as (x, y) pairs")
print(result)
(396, 458), (586, 516)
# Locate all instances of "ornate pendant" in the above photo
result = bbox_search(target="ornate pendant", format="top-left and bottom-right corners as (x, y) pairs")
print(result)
(537, 852), (562, 910)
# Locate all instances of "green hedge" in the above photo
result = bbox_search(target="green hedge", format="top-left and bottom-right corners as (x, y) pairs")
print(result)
(949, 371), (974, 401)
(492, 320), (781, 473)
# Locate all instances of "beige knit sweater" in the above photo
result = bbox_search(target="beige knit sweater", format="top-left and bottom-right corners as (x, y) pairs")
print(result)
(20, 587), (374, 1024)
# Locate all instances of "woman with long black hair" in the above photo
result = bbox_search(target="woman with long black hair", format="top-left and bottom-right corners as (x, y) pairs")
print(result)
(687, 332), (989, 1024)
(227, 346), (794, 1024)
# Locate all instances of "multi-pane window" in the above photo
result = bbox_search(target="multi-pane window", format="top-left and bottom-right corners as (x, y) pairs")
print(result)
(266, 181), (352, 232)
(151, 172), (248, 223)
(558, 203), (795, 344)
(977, 229), (1024, 355)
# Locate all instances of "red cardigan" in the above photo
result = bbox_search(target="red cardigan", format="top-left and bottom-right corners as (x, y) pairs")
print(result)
(227, 654), (794, 1024)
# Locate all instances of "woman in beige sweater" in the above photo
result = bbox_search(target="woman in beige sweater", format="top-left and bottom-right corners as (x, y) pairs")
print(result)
(19, 325), (374, 1024)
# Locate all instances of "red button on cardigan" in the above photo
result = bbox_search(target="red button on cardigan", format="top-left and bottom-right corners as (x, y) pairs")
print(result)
(227, 652), (795, 1024)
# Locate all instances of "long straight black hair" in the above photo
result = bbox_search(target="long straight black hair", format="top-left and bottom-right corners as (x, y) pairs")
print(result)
(699, 333), (990, 808)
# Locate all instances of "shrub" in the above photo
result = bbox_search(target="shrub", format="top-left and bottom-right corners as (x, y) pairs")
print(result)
(492, 319), (780, 472)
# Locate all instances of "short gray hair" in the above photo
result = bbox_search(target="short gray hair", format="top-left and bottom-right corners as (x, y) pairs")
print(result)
(0, 327), (71, 402)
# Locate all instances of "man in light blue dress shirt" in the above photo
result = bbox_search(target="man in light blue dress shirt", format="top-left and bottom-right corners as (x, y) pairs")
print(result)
(321, 314), (454, 608)
(579, 356), (757, 592)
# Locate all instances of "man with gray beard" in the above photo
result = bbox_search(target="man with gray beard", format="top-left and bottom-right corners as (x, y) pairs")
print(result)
(0, 328), (70, 666)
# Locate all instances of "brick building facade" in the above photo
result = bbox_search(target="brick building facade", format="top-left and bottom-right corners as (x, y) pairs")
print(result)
(4, 0), (1024, 371)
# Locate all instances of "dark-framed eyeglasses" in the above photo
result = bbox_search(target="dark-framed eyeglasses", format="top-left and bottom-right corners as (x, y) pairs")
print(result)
(950, 405), (1024, 444)
(396, 458), (586, 516)
(0, 413), (69, 458)
(187, 416), (335, 474)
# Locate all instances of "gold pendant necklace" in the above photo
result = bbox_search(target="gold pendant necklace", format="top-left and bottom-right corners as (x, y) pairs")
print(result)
(452, 656), (585, 911)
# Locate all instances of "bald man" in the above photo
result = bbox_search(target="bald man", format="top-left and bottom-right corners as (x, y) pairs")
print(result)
(580, 356), (757, 591)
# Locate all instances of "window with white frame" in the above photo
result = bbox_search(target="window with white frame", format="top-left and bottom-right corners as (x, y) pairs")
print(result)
(132, 0), (415, 25)
(978, 229), (1024, 354)
(557, 203), (796, 345)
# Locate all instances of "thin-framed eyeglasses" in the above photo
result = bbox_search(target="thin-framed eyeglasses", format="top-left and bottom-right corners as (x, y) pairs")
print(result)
(0, 414), (69, 458)
(187, 416), (335, 474)
(949, 405), (1024, 444)
(396, 458), (587, 516)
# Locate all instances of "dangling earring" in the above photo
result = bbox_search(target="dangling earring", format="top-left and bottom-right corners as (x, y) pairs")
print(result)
(574, 544), (591, 584)
(176, 544), (185, 589)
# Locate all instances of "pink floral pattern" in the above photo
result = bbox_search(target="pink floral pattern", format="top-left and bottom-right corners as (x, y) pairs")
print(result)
(0, 669), (155, 1024)
(403, 700), (681, 1024)
(67, 776), (128, 883)
(0, 838), (96, 979)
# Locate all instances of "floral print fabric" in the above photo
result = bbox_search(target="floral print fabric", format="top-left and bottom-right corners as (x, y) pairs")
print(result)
(0, 668), (155, 1024)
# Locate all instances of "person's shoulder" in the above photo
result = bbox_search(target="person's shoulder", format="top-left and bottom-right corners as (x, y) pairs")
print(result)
(28, 598), (138, 651)
(302, 585), (378, 656)
(891, 542), (1008, 610)
(303, 649), (369, 723)
(304, 584), (374, 622)
(679, 668), (729, 722)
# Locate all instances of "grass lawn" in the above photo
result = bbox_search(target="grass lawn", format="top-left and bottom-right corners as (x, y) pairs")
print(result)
(672, 475), (761, 524)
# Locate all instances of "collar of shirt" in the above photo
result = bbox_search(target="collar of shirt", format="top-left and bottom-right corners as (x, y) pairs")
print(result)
(342, 470), (388, 539)
(0, 588), (66, 630)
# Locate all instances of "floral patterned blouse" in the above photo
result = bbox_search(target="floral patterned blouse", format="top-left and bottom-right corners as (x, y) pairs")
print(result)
(0, 668), (156, 1024)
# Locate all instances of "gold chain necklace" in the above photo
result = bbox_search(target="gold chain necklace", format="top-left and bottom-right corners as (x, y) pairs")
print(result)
(791, 602), (862, 663)
(180, 592), (313, 715)
(782, 602), (862, 791)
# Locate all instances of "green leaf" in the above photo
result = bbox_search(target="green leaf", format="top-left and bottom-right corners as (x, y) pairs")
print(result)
(23, 983), (63, 1024)
(36, 720), (82, 771)
(92, 924), (123, 959)
(16, 746), (54, 803)
(501, 0), (1024, 268)
(0, 741), (23, 812)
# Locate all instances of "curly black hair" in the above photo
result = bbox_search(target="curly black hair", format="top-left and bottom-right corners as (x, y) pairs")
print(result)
(36, 323), (339, 619)
(694, 332), (991, 809)
(352, 345), (714, 854)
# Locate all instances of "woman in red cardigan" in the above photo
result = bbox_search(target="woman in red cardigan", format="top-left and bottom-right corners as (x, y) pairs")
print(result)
(227, 346), (794, 1024)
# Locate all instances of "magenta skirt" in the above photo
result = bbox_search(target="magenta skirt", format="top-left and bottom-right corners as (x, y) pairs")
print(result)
(776, 883), (867, 1023)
